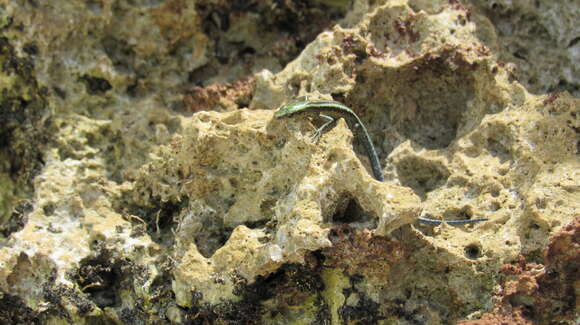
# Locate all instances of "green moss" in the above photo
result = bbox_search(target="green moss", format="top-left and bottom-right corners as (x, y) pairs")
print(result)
(321, 268), (350, 325)
(316, 0), (351, 11)
(262, 293), (323, 324)
(0, 171), (16, 226)
(0, 34), (48, 230)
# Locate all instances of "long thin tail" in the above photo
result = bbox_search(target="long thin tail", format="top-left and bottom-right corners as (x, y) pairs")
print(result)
(417, 217), (488, 225)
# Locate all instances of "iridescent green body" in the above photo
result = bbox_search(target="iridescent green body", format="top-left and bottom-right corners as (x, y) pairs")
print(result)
(275, 98), (488, 225)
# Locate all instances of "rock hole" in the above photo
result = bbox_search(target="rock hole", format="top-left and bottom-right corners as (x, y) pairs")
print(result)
(567, 36), (580, 48)
(22, 42), (38, 56)
(245, 220), (268, 230)
(534, 197), (547, 209)
(79, 75), (112, 95)
(240, 263), (323, 308)
(195, 226), (232, 259)
(464, 243), (482, 259)
(490, 2), (504, 11)
(378, 60), (478, 150)
(329, 227), (353, 243)
(0, 200), (32, 237)
(513, 49), (528, 61)
(443, 206), (476, 222)
(74, 253), (129, 309)
(53, 86), (67, 99)
(127, 200), (185, 245)
(396, 156), (450, 200)
(487, 137), (511, 162)
(519, 304), (536, 320)
(328, 198), (377, 229)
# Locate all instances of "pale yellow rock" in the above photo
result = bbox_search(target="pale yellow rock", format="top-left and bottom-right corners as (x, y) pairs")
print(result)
(164, 108), (421, 303)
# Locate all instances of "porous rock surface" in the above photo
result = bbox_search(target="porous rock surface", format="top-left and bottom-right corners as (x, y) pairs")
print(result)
(0, 0), (578, 324)
(470, 0), (580, 97)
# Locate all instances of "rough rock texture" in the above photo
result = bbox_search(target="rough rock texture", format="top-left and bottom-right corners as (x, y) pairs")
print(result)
(458, 218), (580, 325)
(0, 0), (578, 324)
(470, 0), (580, 97)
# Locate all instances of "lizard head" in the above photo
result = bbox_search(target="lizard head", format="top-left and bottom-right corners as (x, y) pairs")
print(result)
(274, 98), (309, 119)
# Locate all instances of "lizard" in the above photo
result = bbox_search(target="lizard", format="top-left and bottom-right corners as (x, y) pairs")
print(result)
(275, 97), (487, 225)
